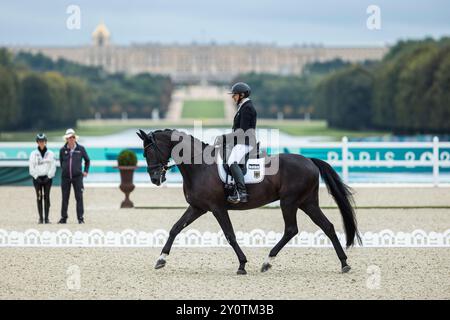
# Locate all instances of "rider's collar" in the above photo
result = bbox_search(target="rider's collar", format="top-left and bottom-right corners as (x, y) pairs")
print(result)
(237, 97), (250, 111)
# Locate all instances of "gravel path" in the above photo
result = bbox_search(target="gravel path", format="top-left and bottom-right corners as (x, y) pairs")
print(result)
(1, 248), (448, 299)
(0, 186), (449, 299)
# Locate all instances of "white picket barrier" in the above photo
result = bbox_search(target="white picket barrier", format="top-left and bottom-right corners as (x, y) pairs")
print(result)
(0, 228), (448, 248)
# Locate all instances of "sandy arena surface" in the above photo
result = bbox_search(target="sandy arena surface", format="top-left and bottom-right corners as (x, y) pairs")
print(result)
(0, 186), (449, 299)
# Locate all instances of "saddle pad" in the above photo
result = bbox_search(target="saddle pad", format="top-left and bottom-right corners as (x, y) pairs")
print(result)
(216, 152), (265, 184)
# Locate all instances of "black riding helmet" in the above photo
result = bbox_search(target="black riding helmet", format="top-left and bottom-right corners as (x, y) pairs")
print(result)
(36, 133), (47, 142)
(229, 82), (251, 98)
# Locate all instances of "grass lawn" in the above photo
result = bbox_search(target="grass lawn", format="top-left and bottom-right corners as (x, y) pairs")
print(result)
(0, 125), (135, 142)
(0, 119), (389, 142)
(262, 120), (389, 140)
(181, 100), (225, 119)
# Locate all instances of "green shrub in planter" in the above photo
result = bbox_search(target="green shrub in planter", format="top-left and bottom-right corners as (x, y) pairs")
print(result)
(117, 149), (138, 167)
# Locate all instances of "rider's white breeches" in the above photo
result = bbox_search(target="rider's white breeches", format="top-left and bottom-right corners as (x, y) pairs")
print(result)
(227, 144), (253, 165)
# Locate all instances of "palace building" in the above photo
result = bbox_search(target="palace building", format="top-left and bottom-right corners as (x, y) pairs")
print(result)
(13, 22), (389, 83)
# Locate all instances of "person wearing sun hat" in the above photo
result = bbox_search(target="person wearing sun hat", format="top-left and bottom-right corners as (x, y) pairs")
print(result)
(58, 128), (90, 224)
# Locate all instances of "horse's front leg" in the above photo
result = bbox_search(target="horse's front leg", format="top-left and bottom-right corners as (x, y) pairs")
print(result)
(212, 209), (248, 275)
(155, 205), (206, 269)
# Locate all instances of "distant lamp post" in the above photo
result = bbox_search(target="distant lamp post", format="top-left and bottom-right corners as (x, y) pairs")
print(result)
(305, 106), (314, 121)
(152, 109), (160, 121)
(304, 112), (311, 121)
(277, 111), (284, 121)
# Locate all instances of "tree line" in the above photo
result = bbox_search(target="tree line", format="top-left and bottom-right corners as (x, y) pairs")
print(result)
(235, 37), (450, 134)
(314, 37), (450, 133)
(2, 37), (448, 134)
(0, 49), (173, 131)
(0, 50), (90, 130)
(232, 58), (354, 119)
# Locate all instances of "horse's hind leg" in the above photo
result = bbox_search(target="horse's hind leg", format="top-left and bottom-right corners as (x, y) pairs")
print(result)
(212, 209), (248, 275)
(155, 205), (206, 269)
(261, 199), (298, 272)
(300, 202), (351, 273)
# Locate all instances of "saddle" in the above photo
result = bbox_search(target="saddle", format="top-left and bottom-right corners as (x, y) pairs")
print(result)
(216, 137), (265, 189)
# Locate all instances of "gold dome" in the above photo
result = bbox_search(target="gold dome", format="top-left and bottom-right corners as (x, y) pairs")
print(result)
(92, 22), (110, 38)
(92, 22), (110, 47)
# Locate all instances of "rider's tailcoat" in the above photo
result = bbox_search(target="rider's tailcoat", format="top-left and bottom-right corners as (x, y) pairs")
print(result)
(231, 99), (257, 146)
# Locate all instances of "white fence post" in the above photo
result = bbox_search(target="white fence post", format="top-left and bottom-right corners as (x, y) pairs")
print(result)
(342, 136), (349, 184)
(433, 136), (439, 187)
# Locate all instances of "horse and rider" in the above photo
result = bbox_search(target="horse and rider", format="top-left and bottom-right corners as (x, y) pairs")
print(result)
(137, 82), (361, 275)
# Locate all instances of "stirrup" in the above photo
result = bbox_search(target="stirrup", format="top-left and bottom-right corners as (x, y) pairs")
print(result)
(239, 193), (248, 203)
(227, 189), (241, 204)
(227, 194), (240, 204)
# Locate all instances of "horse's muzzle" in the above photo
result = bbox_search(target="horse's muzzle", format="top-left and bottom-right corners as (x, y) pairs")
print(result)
(151, 177), (161, 186)
(149, 170), (166, 186)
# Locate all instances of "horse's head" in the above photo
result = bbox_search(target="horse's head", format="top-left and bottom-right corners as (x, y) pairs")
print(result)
(136, 129), (173, 186)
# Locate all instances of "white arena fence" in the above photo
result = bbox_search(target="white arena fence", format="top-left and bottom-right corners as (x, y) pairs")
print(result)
(1, 136), (450, 186)
(0, 228), (449, 248)
(334, 136), (450, 186)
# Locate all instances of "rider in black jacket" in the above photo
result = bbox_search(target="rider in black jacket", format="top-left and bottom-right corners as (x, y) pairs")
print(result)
(58, 129), (90, 224)
(227, 82), (257, 204)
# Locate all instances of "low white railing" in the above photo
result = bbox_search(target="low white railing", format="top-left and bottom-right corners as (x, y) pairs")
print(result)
(1, 136), (450, 186)
(264, 136), (450, 186)
(335, 136), (450, 186)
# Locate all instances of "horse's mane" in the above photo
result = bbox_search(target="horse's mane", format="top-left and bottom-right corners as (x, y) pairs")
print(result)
(152, 128), (210, 149)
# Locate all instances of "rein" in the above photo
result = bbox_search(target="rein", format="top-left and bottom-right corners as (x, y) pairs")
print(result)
(143, 133), (175, 172)
(144, 131), (216, 172)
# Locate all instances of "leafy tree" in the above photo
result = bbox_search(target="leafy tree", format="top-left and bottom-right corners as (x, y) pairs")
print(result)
(428, 47), (450, 131)
(0, 48), (13, 67)
(314, 65), (374, 130)
(0, 66), (20, 130)
(21, 73), (53, 130)
(372, 38), (450, 133)
(11, 50), (173, 121)
(303, 58), (350, 75)
(233, 73), (313, 119)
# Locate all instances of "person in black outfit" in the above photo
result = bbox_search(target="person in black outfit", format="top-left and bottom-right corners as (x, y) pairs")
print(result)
(226, 82), (258, 204)
(58, 128), (90, 224)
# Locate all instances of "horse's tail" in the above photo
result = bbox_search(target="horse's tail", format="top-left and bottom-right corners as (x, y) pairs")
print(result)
(310, 158), (362, 248)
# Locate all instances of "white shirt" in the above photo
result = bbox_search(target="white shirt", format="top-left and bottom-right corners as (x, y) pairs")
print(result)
(237, 97), (250, 112)
(29, 149), (57, 179)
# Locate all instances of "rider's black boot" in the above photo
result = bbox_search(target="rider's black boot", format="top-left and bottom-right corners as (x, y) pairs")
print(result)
(227, 163), (248, 204)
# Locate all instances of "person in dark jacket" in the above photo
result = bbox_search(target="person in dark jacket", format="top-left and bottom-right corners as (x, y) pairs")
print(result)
(226, 82), (257, 204)
(58, 128), (90, 224)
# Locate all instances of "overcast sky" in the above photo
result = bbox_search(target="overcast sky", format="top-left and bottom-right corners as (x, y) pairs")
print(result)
(0, 0), (449, 46)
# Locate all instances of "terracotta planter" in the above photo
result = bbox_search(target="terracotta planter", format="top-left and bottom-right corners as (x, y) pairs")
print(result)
(117, 166), (137, 208)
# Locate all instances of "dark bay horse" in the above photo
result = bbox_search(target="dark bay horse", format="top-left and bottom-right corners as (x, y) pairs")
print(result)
(137, 129), (361, 275)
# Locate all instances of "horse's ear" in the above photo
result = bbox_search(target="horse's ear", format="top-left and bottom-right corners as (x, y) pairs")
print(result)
(136, 129), (148, 141)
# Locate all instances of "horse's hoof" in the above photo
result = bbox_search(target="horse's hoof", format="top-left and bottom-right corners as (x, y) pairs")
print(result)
(236, 269), (247, 275)
(341, 265), (351, 273)
(155, 259), (166, 269)
(261, 263), (272, 273)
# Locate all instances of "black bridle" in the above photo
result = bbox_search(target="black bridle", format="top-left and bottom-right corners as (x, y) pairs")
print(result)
(143, 130), (214, 184)
(143, 132), (175, 183)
